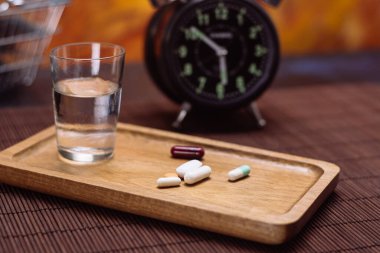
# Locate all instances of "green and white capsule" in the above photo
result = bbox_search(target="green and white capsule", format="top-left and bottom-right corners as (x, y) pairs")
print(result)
(228, 165), (251, 181)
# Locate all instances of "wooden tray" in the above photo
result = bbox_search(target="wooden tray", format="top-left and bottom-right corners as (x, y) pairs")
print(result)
(0, 123), (340, 244)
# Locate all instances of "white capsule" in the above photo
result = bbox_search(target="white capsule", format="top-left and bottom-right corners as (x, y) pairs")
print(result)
(228, 165), (251, 181)
(157, 177), (181, 188)
(176, 159), (202, 178)
(184, 165), (212, 185)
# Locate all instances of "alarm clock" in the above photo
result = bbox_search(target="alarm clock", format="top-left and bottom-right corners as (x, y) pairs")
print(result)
(145, 0), (281, 128)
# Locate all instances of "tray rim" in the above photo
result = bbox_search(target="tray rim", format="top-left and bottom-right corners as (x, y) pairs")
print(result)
(0, 123), (340, 244)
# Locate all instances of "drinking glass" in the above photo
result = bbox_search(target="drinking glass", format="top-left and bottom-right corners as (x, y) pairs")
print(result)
(50, 42), (125, 163)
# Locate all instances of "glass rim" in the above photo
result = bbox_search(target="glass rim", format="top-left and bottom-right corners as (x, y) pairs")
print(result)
(50, 42), (126, 61)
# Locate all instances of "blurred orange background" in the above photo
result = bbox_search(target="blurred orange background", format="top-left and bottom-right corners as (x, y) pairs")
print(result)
(48, 0), (380, 63)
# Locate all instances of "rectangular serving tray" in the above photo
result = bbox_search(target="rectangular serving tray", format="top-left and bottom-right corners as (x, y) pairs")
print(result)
(0, 123), (340, 244)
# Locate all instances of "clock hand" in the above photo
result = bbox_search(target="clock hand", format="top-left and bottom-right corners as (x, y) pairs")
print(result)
(190, 26), (227, 56)
(190, 26), (229, 91)
(191, 26), (229, 86)
(219, 54), (228, 86)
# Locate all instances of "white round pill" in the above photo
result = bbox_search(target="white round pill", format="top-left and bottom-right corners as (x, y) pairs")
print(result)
(157, 177), (181, 188)
(176, 159), (202, 178)
(184, 165), (212, 185)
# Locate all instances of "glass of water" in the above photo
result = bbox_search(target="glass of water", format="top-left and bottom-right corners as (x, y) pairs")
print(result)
(50, 42), (125, 163)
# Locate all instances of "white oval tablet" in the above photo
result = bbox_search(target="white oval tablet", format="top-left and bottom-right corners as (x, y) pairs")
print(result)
(176, 159), (202, 178)
(184, 165), (212, 185)
(157, 177), (181, 188)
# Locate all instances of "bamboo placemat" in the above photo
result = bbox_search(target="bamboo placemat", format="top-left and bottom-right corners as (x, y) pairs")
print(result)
(0, 83), (379, 252)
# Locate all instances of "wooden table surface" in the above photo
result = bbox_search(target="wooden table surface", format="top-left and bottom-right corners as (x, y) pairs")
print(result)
(0, 53), (379, 252)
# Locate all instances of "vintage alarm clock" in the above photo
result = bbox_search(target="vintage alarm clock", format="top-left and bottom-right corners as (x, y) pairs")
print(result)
(145, 0), (281, 128)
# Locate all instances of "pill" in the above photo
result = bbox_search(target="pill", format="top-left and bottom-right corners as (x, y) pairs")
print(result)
(157, 177), (181, 188)
(228, 165), (251, 181)
(184, 165), (212, 185)
(171, 145), (205, 159)
(176, 159), (202, 178)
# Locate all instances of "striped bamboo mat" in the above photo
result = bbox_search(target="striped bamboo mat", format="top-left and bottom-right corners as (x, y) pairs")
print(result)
(0, 83), (379, 252)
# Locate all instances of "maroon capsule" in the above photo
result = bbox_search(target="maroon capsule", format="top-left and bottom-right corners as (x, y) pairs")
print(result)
(171, 145), (205, 159)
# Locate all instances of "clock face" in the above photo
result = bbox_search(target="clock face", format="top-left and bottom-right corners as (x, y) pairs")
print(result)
(163, 0), (279, 108)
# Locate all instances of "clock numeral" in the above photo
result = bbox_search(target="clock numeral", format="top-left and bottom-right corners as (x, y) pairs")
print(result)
(237, 8), (246, 26)
(255, 45), (268, 57)
(216, 83), (225, 100)
(196, 76), (207, 94)
(197, 9), (210, 26)
(236, 76), (246, 93)
(215, 3), (229, 20)
(249, 63), (262, 77)
(183, 28), (198, 40)
(249, 25), (262, 39)
(178, 45), (188, 58)
(182, 63), (193, 76)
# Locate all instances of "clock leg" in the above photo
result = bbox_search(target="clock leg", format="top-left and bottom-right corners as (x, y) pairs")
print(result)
(172, 102), (192, 129)
(248, 102), (266, 128)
